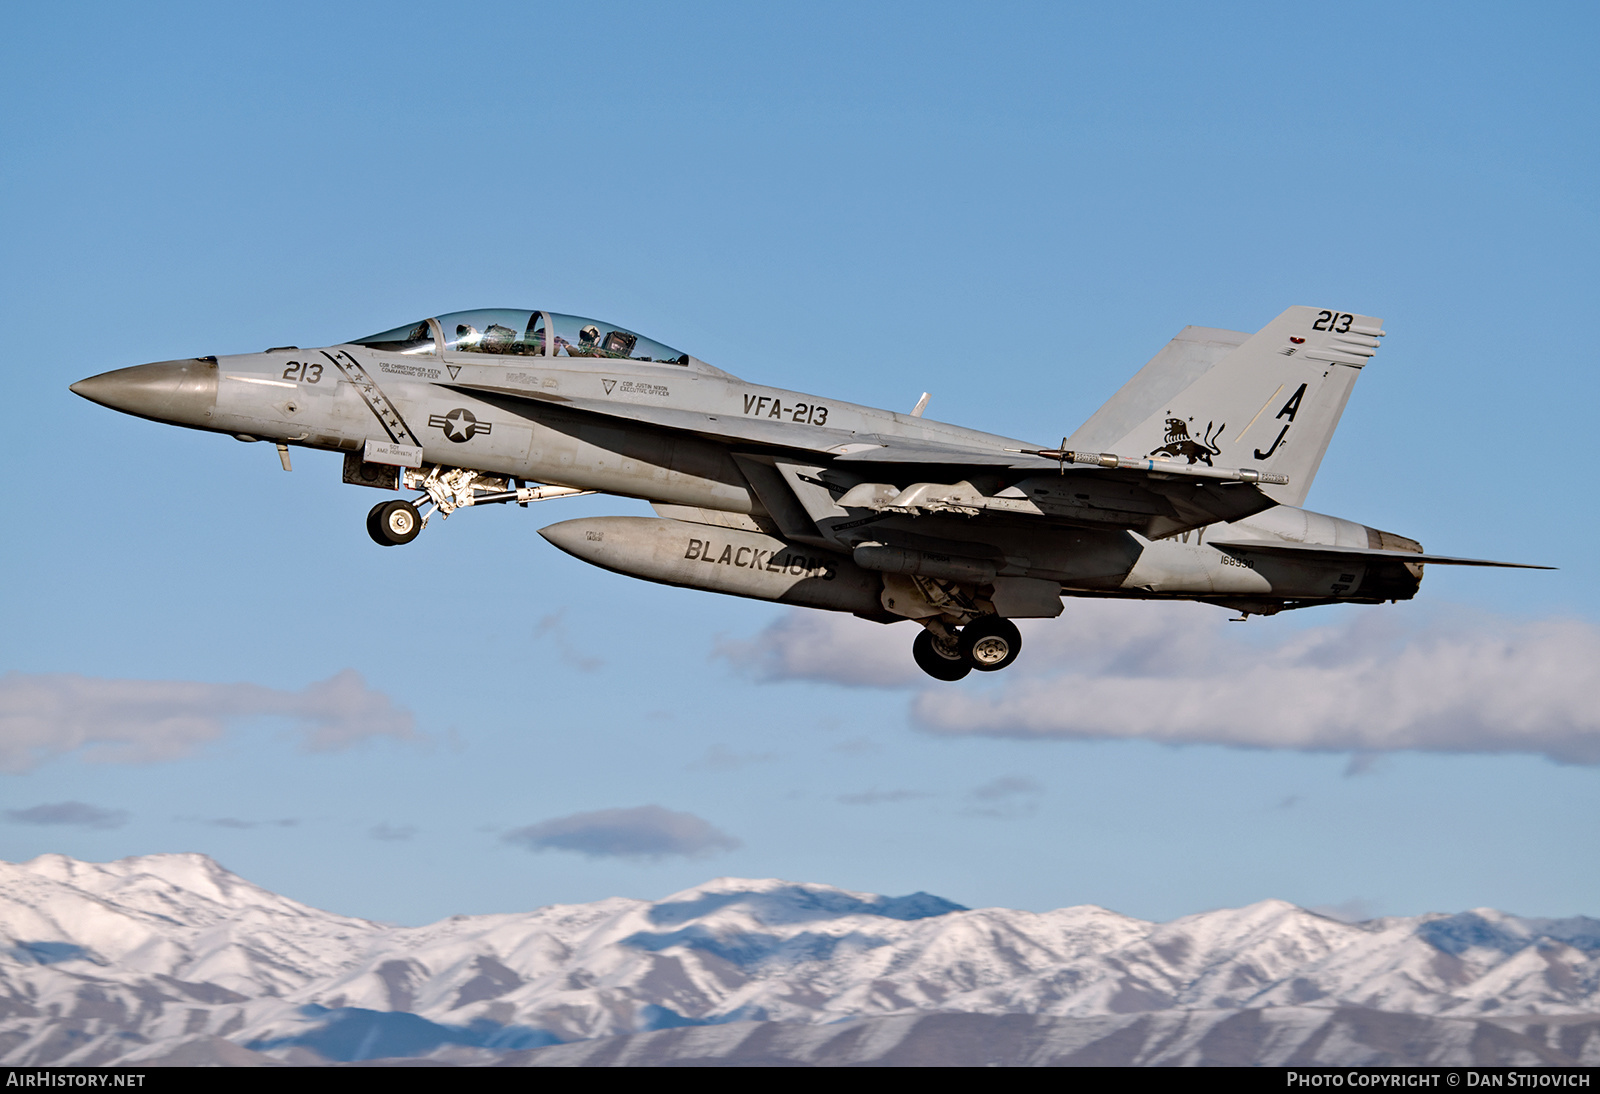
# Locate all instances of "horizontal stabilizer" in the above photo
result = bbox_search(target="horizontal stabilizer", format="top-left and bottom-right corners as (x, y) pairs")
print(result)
(1208, 539), (1554, 569)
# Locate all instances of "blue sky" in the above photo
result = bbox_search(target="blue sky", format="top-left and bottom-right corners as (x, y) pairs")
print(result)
(2, 2), (1597, 926)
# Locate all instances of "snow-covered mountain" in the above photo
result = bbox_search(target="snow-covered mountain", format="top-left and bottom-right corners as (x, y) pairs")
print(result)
(2, 853), (1598, 1065)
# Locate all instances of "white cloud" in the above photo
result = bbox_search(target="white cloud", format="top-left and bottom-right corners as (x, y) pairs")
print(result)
(836, 788), (932, 806)
(963, 775), (1045, 818)
(0, 669), (417, 773)
(1310, 898), (1380, 923)
(970, 776), (1045, 801)
(715, 613), (919, 686)
(725, 602), (1600, 764)
(503, 805), (740, 861)
(196, 817), (298, 830)
(688, 744), (776, 772)
(4, 801), (128, 829)
(534, 609), (603, 672)
(369, 822), (417, 842)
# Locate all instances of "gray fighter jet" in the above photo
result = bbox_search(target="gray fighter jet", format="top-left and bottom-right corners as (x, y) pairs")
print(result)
(71, 305), (1547, 680)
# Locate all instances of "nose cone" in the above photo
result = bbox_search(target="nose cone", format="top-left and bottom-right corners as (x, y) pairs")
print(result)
(538, 518), (597, 561)
(71, 359), (219, 427)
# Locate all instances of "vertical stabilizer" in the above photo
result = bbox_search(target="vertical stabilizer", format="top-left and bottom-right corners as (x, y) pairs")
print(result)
(1066, 307), (1383, 507)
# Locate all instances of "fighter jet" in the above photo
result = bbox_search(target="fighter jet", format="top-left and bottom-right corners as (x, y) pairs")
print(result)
(70, 305), (1547, 680)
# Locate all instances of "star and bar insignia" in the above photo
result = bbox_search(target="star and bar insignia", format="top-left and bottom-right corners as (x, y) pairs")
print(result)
(428, 407), (493, 443)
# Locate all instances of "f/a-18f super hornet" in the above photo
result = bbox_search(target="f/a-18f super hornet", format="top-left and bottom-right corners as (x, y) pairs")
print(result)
(71, 306), (1547, 680)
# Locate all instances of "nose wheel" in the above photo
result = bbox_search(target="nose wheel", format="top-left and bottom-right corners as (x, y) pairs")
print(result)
(367, 500), (423, 546)
(912, 617), (1023, 680)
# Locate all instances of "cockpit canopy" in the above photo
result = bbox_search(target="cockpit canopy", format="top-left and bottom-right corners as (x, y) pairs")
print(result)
(351, 309), (692, 365)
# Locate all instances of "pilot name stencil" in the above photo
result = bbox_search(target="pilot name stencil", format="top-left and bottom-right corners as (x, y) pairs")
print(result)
(505, 372), (558, 389)
(429, 408), (492, 443)
(378, 361), (442, 381)
(603, 379), (670, 397)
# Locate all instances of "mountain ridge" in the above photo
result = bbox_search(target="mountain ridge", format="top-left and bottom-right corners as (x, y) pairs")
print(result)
(2, 853), (1597, 1066)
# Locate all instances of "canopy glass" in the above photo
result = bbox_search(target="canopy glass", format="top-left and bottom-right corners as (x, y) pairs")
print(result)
(351, 310), (690, 364)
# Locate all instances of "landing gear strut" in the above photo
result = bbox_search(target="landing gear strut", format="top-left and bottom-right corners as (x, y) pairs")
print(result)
(361, 463), (593, 547)
(912, 616), (1024, 680)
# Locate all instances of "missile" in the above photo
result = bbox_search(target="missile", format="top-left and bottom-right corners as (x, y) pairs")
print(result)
(539, 516), (885, 614)
(1009, 444), (1290, 485)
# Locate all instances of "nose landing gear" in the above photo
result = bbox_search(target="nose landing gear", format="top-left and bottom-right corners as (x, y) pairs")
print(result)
(368, 500), (422, 546)
(361, 464), (594, 547)
(912, 616), (1023, 680)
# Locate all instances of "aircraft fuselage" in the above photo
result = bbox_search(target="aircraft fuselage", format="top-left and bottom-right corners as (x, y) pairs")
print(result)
(73, 305), (1542, 679)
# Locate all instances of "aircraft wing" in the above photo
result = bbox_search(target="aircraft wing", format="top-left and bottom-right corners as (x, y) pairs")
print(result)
(452, 380), (1277, 477)
(448, 383), (859, 454)
(450, 380), (1282, 540)
(1207, 539), (1555, 569)
(452, 381), (1075, 467)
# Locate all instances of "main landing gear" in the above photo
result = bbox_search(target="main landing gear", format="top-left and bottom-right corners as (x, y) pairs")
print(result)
(363, 465), (593, 547)
(912, 617), (1023, 680)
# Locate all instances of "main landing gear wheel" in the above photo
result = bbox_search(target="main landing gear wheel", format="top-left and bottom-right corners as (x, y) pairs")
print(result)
(913, 629), (971, 681)
(960, 616), (1022, 672)
(368, 500), (422, 546)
